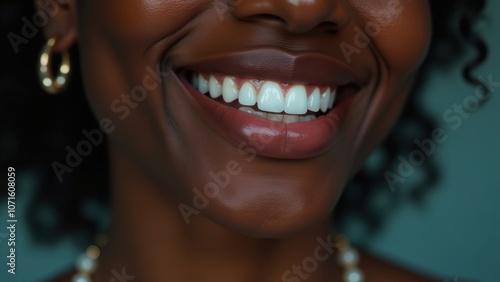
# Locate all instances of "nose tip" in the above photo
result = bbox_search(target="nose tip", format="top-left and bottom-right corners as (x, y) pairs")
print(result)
(231, 0), (351, 33)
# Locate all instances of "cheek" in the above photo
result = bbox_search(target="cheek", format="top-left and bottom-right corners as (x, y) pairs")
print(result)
(80, 0), (198, 42)
(345, 1), (432, 172)
(352, 0), (432, 74)
(74, 0), (208, 184)
(75, 0), (206, 136)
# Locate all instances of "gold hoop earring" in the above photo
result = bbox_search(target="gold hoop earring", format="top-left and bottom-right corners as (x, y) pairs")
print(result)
(39, 36), (71, 95)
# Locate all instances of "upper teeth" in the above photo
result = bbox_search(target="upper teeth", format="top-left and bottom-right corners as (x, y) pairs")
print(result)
(192, 73), (337, 115)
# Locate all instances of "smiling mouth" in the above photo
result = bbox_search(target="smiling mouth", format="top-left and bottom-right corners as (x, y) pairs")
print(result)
(186, 71), (337, 123)
(171, 49), (360, 158)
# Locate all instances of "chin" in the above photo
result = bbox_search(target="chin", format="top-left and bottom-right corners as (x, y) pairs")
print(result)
(179, 167), (347, 238)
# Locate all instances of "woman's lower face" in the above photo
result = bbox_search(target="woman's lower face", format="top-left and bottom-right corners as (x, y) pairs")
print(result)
(76, 0), (431, 237)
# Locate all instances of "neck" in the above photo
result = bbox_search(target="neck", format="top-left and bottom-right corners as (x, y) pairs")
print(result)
(95, 144), (341, 282)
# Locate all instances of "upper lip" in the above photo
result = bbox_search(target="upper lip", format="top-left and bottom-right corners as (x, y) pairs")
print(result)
(177, 48), (359, 87)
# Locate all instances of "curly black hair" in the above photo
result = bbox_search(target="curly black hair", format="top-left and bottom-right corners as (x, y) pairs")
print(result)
(0, 0), (489, 245)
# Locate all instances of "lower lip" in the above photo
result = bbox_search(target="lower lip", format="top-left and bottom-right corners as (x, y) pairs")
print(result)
(179, 77), (354, 159)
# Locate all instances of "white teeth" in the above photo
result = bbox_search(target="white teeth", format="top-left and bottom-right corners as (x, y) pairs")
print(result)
(285, 85), (308, 115)
(267, 114), (283, 122)
(239, 107), (267, 119)
(198, 74), (209, 94)
(239, 107), (316, 123)
(193, 73), (338, 119)
(209, 75), (222, 98)
(238, 82), (257, 106)
(222, 77), (238, 103)
(257, 82), (285, 113)
(283, 115), (299, 123)
(308, 88), (321, 112)
(320, 87), (331, 113)
(328, 88), (337, 109)
(299, 115), (317, 122)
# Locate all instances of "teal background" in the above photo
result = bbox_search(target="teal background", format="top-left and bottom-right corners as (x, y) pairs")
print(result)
(1, 1), (499, 282)
(351, 1), (500, 280)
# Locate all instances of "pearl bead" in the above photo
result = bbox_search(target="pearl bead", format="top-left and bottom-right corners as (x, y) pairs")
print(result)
(71, 273), (92, 282)
(344, 268), (364, 282)
(338, 247), (359, 266)
(70, 232), (365, 282)
(76, 253), (98, 273)
(86, 245), (101, 260)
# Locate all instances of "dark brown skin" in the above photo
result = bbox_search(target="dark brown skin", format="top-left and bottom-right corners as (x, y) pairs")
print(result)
(41, 0), (435, 281)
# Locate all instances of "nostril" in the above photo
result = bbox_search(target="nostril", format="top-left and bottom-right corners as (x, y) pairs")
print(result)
(230, 0), (351, 34)
(317, 21), (342, 34)
(242, 14), (288, 26)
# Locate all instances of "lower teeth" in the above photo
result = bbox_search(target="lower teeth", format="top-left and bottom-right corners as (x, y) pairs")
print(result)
(239, 107), (317, 123)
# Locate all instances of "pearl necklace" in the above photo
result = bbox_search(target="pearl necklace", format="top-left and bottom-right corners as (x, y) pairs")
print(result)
(72, 233), (364, 282)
